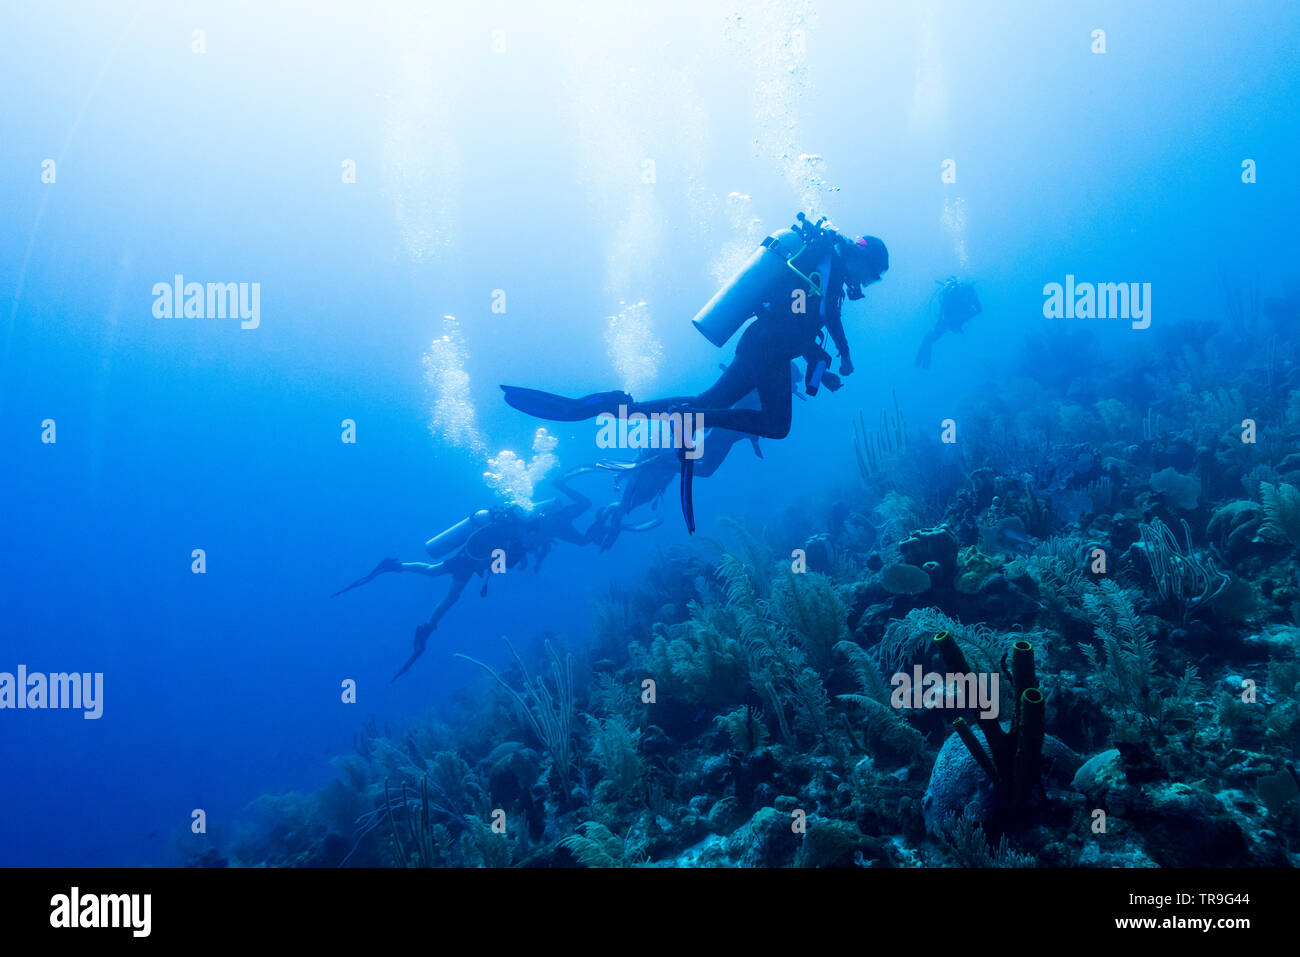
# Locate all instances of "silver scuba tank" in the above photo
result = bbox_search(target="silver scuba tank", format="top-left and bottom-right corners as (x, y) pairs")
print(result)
(424, 509), (491, 559)
(691, 228), (801, 347)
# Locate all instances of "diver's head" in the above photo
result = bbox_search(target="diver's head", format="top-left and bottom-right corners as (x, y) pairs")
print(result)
(842, 235), (889, 299)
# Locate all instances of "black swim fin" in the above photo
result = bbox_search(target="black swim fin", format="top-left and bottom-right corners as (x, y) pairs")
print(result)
(330, 557), (401, 598)
(501, 385), (632, 422)
(679, 448), (696, 535)
(915, 332), (935, 370)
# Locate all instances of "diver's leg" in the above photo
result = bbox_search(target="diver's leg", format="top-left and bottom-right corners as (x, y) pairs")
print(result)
(679, 356), (792, 439)
(915, 330), (938, 369)
(551, 470), (593, 512)
(625, 353), (792, 439)
(393, 574), (470, 681)
(754, 354), (793, 439)
(330, 557), (403, 597)
(401, 561), (452, 578)
(626, 355), (757, 418)
(693, 429), (747, 478)
(553, 523), (590, 546)
(585, 503), (623, 550)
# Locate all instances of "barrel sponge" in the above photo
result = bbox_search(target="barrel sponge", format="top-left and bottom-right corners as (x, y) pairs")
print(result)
(1149, 467), (1201, 511)
(880, 562), (932, 595)
(923, 729), (1083, 835)
(923, 731), (998, 836)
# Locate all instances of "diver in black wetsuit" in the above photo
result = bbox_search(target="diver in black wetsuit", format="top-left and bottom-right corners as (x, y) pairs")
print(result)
(503, 215), (887, 442)
(914, 277), (981, 370)
(502, 215), (888, 530)
(331, 476), (597, 681)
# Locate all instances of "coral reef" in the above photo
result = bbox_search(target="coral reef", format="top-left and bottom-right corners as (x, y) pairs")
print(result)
(223, 314), (1300, 869)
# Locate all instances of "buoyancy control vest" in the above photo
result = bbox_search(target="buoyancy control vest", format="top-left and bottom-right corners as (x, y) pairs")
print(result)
(691, 212), (846, 350)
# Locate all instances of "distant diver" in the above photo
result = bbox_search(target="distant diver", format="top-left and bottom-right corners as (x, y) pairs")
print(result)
(914, 277), (981, 370)
(502, 213), (888, 531)
(331, 475), (599, 681)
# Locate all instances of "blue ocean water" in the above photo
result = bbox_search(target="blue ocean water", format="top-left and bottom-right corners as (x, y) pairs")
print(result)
(0, 1), (1296, 867)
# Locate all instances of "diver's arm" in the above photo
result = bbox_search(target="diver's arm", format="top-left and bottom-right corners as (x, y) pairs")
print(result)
(824, 302), (853, 375)
(553, 523), (590, 547)
(530, 543), (549, 572)
(552, 467), (598, 511)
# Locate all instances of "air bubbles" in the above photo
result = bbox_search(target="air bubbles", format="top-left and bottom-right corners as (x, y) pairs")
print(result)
(605, 300), (662, 395)
(484, 428), (559, 510)
(422, 316), (486, 456)
(941, 196), (970, 270)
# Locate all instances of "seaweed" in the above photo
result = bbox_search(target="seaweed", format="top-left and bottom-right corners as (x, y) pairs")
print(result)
(935, 809), (1036, 868)
(456, 639), (576, 793)
(1080, 580), (1201, 737)
(834, 639), (927, 759)
(1137, 517), (1229, 624)
(1259, 482), (1300, 548)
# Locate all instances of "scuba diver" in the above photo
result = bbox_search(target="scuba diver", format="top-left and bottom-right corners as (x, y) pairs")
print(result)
(331, 474), (598, 681)
(502, 213), (888, 531)
(914, 277), (981, 370)
(582, 426), (759, 550)
(581, 365), (803, 549)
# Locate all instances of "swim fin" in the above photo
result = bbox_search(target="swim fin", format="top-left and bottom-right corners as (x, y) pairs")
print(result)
(679, 448), (696, 535)
(622, 517), (663, 533)
(914, 332), (935, 370)
(501, 385), (633, 422)
(331, 557), (402, 598)
(596, 459), (640, 472)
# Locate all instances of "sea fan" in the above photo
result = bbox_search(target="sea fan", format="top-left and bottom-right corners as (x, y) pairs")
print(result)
(584, 715), (642, 803)
(1080, 580), (1198, 735)
(834, 640), (926, 758)
(560, 822), (633, 868)
(714, 705), (770, 754)
(1259, 482), (1300, 547)
(770, 568), (847, 672)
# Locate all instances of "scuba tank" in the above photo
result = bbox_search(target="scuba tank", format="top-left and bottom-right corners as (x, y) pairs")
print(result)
(424, 508), (492, 559)
(935, 277), (981, 331)
(692, 213), (841, 348)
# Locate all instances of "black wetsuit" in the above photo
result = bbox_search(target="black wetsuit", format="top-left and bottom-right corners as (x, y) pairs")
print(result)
(915, 281), (981, 370)
(628, 257), (850, 440)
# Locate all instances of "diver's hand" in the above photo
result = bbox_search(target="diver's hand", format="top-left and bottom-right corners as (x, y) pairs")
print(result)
(839, 354), (854, 376)
(822, 371), (843, 392)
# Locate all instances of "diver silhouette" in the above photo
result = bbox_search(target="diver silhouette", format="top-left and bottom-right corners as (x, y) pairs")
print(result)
(502, 214), (888, 531)
(914, 277), (981, 370)
(331, 475), (601, 681)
